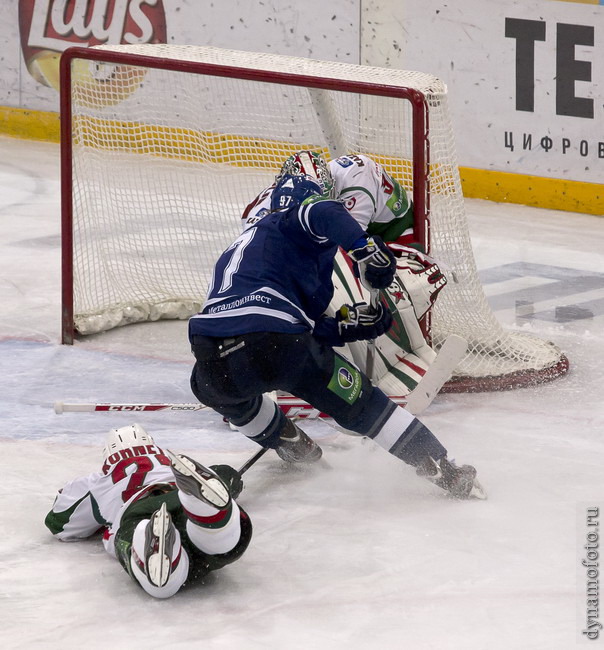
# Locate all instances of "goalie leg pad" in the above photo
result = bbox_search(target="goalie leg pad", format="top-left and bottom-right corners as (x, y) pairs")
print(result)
(393, 297), (437, 366)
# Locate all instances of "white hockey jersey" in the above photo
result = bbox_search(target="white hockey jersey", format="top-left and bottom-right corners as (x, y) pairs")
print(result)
(241, 154), (413, 242)
(329, 154), (412, 236)
(45, 443), (174, 556)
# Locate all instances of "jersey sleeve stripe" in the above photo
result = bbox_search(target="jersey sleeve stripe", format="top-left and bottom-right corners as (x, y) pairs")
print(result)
(339, 186), (377, 211)
(298, 203), (329, 244)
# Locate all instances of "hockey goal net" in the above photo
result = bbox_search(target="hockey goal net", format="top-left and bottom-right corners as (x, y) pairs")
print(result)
(61, 44), (568, 391)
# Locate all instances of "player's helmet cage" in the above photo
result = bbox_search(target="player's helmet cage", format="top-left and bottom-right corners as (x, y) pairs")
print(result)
(102, 423), (155, 461)
(276, 151), (334, 197)
(270, 174), (324, 212)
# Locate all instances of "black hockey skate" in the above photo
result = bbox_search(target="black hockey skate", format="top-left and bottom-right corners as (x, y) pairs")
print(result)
(166, 451), (231, 508)
(416, 456), (487, 500)
(143, 502), (177, 588)
(275, 419), (323, 463)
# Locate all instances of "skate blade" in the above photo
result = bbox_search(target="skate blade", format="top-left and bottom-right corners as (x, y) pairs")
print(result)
(468, 479), (488, 500)
(147, 553), (171, 588)
(147, 504), (171, 587)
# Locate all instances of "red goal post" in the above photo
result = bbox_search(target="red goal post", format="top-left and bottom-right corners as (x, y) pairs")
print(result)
(60, 44), (568, 392)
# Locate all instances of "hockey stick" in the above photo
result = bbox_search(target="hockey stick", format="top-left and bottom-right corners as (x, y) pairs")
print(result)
(403, 334), (467, 414)
(54, 402), (208, 414)
(365, 289), (380, 382)
(53, 340), (465, 421)
(54, 397), (408, 419)
(237, 446), (270, 474)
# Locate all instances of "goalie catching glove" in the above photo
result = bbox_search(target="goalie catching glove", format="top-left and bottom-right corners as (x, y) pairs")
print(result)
(348, 235), (396, 290)
(387, 243), (448, 319)
(336, 301), (393, 343)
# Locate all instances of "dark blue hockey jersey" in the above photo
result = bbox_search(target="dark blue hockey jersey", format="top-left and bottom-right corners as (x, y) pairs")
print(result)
(189, 197), (366, 341)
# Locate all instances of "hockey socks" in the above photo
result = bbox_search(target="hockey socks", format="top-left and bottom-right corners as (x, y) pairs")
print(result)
(369, 407), (486, 499)
(230, 395), (323, 462)
(368, 406), (447, 466)
(230, 394), (284, 446)
(167, 451), (242, 555)
(180, 491), (242, 556)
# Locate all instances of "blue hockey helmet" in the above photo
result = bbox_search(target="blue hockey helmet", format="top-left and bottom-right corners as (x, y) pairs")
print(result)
(270, 173), (325, 212)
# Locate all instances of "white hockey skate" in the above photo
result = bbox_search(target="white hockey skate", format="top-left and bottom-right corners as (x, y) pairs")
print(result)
(416, 456), (487, 500)
(166, 451), (231, 508)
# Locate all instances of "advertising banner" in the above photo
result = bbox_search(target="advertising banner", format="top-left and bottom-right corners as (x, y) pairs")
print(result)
(18, 0), (168, 92)
(1, 0), (601, 206)
(402, 0), (603, 184)
(3, 0), (359, 112)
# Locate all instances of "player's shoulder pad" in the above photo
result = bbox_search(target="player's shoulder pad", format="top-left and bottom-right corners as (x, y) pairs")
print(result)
(332, 155), (354, 168)
(331, 153), (375, 168)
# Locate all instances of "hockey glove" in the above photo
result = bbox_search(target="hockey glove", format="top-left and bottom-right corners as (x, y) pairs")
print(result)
(348, 235), (396, 290)
(312, 315), (345, 347)
(209, 464), (244, 499)
(387, 243), (447, 319)
(336, 301), (393, 343)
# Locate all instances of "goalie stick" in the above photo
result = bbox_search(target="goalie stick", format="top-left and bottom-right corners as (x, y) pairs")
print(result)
(365, 289), (380, 381)
(403, 334), (467, 414)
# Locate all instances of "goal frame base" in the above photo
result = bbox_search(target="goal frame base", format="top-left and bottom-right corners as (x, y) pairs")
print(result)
(442, 354), (570, 393)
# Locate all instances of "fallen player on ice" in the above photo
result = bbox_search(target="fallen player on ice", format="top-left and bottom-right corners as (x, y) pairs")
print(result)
(45, 424), (251, 599)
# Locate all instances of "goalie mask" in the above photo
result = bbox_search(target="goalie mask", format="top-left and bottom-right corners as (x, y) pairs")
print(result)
(276, 151), (334, 197)
(102, 423), (155, 462)
(270, 174), (324, 212)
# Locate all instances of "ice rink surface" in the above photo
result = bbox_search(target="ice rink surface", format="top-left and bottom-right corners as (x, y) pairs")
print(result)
(1, 136), (603, 649)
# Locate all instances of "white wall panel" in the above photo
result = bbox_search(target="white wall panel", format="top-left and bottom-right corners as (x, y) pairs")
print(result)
(3, 0), (602, 186)
(401, 0), (603, 183)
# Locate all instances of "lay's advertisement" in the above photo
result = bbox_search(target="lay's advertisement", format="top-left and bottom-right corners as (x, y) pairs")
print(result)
(18, 0), (167, 91)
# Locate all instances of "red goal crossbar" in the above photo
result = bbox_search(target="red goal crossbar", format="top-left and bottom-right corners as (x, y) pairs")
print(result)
(60, 46), (430, 344)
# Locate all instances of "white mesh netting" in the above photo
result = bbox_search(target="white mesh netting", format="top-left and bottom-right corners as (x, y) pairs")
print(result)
(64, 44), (567, 390)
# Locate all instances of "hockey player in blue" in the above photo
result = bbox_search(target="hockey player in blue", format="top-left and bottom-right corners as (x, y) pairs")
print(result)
(189, 174), (485, 499)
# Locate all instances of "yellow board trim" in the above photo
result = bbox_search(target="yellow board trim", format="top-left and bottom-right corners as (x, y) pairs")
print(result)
(71, 114), (328, 169)
(0, 105), (60, 143)
(1, 104), (602, 216)
(460, 167), (604, 216)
